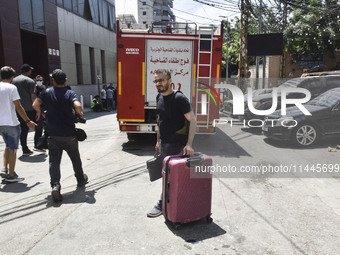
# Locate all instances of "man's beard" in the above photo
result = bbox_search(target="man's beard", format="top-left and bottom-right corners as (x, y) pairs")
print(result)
(157, 82), (169, 93)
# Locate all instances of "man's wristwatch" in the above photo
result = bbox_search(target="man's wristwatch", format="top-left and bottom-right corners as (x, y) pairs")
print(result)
(25, 119), (31, 123)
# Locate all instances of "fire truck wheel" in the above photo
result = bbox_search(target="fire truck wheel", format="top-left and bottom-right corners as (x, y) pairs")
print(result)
(127, 133), (140, 141)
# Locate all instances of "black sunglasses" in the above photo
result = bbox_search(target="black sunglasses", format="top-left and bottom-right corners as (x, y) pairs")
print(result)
(153, 78), (169, 84)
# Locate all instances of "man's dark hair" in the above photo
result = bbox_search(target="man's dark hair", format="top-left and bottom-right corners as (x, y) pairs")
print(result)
(21, 64), (34, 73)
(154, 69), (171, 79)
(0, 66), (16, 80)
(51, 69), (67, 85)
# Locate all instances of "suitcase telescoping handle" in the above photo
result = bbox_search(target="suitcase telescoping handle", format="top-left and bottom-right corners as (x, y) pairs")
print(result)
(185, 156), (204, 167)
(165, 182), (170, 203)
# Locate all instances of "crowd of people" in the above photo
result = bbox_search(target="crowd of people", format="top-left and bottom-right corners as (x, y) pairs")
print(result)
(0, 65), (88, 202)
(1, 66), (196, 214)
(91, 83), (117, 112)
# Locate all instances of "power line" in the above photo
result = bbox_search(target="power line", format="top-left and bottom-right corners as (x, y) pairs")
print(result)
(193, 0), (240, 12)
(136, 0), (238, 24)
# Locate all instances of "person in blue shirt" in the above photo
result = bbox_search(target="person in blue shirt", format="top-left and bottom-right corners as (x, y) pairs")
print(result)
(32, 69), (88, 202)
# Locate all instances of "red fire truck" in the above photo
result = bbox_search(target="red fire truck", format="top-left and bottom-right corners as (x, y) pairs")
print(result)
(116, 22), (223, 139)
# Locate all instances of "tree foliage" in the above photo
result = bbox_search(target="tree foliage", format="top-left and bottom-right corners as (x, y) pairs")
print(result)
(220, 0), (340, 76)
(284, 0), (340, 60)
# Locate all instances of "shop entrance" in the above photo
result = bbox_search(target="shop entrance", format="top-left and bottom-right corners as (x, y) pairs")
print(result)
(21, 30), (49, 82)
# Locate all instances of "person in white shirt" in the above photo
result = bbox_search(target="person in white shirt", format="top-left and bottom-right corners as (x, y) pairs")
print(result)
(101, 84), (107, 110)
(0, 66), (36, 182)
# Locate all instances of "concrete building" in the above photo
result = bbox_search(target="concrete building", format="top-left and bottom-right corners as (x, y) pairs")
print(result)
(117, 14), (147, 30)
(0, 0), (117, 107)
(117, 14), (137, 29)
(138, 0), (175, 28)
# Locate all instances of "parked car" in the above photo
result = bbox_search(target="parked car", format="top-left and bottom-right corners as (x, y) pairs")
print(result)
(262, 87), (340, 146)
(301, 70), (340, 77)
(243, 75), (340, 122)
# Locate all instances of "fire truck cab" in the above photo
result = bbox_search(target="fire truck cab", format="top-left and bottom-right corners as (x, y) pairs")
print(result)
(116, 21), (223, 139)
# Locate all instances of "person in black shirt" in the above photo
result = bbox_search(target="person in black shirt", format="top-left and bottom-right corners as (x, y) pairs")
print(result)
(147, 69), (197, 218)
(33, 75), (47, 152)
(32, 69), (88, 202)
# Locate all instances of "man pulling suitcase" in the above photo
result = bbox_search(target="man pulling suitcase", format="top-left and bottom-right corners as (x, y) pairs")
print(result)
(147, 69), (197, 218)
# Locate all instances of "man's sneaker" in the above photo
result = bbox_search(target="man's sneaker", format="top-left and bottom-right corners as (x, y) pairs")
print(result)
(34, 147), (46, 152)
(147, 201), (163, 218)
(0, 168), (8, 178)
(51, 184), (62, 202)
(22, 149), (33, 156)
(77, 173), (88, 187)
(4, 174), (25, 183)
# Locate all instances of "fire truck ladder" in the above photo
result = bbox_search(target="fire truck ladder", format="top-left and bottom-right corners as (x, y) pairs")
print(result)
(196, 26), (214, 129)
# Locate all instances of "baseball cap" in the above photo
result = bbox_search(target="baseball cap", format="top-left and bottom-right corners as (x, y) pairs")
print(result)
(21, 64), (34, 72)
(50, 69), (67, 85)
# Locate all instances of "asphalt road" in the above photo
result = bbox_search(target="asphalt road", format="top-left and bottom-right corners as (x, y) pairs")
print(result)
(1, 111), (340, 254)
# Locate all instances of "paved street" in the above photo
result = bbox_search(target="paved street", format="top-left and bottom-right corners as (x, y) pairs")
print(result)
(1, 111), (340, 254)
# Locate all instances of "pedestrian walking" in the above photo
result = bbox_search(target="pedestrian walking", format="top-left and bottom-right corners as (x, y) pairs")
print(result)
(12, 64), (37, 155)
(32, 69), (88, 202)
(147, 69), (197, 218)
(33, 75), (47, 152)
(101, 84), (107, 110)
(113, 85), (117, 109)
(106, 84), (114, 111)
(0, 66), (36, 182)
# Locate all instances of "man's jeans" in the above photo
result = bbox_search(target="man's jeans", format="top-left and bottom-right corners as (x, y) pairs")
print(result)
(18, 110), (36, 151)
(161, 142), (184, 158)
(48, 136), (84, 187)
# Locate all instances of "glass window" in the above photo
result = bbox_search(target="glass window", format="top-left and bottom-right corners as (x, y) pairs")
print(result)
(143, 11), (146, 15)
(18, 0), (33, 30)
(77, 0), (85, 15)
(57, 0), (63, 6)
(99, 0), (104, 26)
(143, 1), (146, 5)
(108, 4), (115, 31)
(83, 0), (92, 20)
(89, 0), (99, 23)
(32, 0), (45, 33)
(73, 0), (78, 13)
(64, 0), (72, 10)
(101, 1), (108, 27)
(75, 44), (83, 84)
(89, 47), (96, 84)
(101, 50), (106, 83)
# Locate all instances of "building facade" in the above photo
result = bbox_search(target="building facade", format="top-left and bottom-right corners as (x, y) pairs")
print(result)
(138, 0), (175, 28)
(0, 0), (117, 106)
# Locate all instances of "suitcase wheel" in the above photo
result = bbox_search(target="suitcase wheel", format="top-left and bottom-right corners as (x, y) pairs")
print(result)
(206, 215), (213, 223)
(173, 223), (182, 230)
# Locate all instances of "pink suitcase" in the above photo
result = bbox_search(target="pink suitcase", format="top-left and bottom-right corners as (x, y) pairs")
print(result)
(162, 153), (213, 229)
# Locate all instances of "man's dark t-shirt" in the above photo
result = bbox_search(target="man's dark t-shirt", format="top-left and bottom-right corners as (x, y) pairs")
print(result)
(157, 91), (191, 145)
(38, 87), (78, 137)
(12, 74), (35, 111)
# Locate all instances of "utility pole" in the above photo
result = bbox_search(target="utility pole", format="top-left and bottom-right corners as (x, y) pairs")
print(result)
(280, 0), (288, 78)
(255, 0), (262, 89)
(238, 0), (250, 92)
(223, 18), (229, 81)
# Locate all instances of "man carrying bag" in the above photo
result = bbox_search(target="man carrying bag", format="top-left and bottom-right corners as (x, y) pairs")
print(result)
(147, 69), (197, 218)
(33, 69), (88, 202)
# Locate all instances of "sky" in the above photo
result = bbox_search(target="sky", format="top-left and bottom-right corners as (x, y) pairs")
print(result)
(115, 0), (241, 26)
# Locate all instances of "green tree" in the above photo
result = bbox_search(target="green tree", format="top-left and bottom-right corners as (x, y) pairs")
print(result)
(221, 18), (242, 78)
(284, 0), (340, 60)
